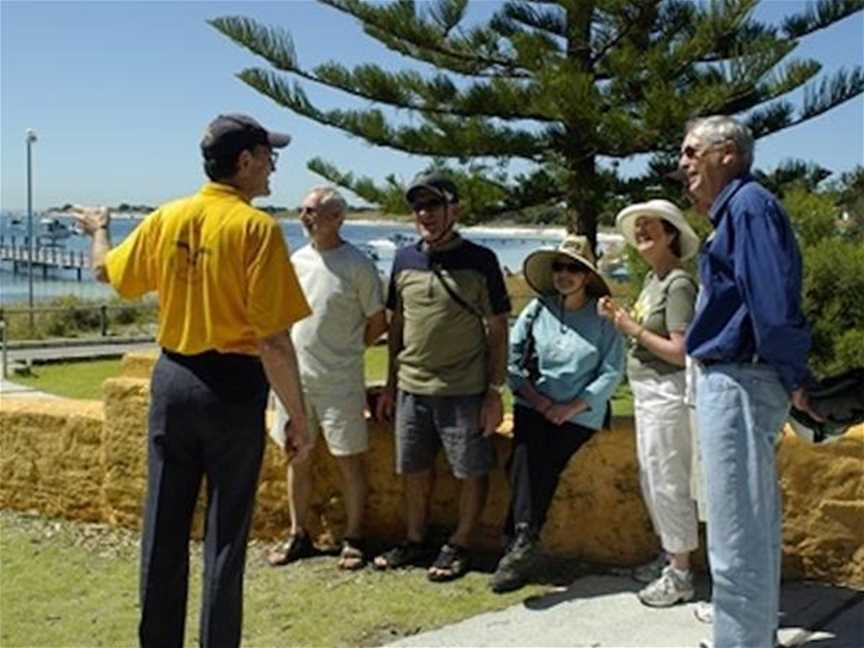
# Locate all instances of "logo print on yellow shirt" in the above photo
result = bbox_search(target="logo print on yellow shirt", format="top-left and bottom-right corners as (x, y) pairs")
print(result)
(173, 240), (210, 283)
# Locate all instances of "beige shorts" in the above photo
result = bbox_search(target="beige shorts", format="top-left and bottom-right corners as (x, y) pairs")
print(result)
(270, 390), (369, 457)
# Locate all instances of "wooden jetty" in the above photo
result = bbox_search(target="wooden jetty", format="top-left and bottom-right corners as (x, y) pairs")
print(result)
(0, 236), (89, 281)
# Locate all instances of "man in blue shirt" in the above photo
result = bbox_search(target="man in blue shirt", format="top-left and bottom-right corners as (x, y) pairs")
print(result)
(680, 115), (819, 648)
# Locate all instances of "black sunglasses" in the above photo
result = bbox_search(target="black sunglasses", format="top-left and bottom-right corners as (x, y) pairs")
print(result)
(411, 198), (446, 213)
(551, 261), (586, 274)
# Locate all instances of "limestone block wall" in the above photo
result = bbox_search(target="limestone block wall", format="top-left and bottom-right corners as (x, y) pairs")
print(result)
(0, 398), (104, 521)
(1, 351), (862, 588)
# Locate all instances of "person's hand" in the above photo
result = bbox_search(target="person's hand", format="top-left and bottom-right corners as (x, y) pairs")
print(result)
(70, 205), (110, 236)
(284, 416), (314, 463)
(791, 388), (825, 422)
(533, 393), (554, 416)
(376, 384), (396, 422)
(544, 399), (587, 425)
(597, 296), (618, 321)
(480, 390), (504, 437)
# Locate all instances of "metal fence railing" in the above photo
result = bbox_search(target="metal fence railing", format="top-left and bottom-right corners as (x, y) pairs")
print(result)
(0, 303), (158, 341)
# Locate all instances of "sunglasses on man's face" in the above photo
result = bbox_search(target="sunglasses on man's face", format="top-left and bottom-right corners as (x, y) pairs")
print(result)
(680, 141), (727, 160)
(551, 261), (586, 274)
(411, 198), (446, 213)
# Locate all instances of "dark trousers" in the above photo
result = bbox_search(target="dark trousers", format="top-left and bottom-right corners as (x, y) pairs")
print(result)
(504, 404), (596, 539)
(139, 351), (268, 648)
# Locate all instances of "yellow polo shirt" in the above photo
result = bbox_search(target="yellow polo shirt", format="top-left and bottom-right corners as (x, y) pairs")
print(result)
(105, 182), (310, 355)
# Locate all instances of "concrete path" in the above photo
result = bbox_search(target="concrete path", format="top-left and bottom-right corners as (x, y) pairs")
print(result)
(0, 378), (56, 399)
(387, 575), (863, 648)
(4, 338), (156, 364)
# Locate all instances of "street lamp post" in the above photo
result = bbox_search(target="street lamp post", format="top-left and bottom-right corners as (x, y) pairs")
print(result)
(26, 129), (37, 336)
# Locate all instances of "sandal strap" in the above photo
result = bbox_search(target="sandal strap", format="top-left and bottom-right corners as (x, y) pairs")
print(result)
(379, 540), (426, 567)
(432, 543), (468, 569)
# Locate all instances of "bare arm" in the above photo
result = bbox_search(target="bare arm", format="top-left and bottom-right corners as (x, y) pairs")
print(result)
(485, 313), (509, 387)
(385, 308), (404, 390)
(71, 206), (112, 283)
(257, 329), (311, 460)
(363, 309), (389, 347)
(480, 313), (509, 435)
(376, 307), (403, 421)
(598, 296), (686, 367)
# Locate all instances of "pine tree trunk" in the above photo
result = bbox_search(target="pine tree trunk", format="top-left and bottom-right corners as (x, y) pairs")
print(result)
(564, 1), (599, 255)
(565, 155), (599, 255)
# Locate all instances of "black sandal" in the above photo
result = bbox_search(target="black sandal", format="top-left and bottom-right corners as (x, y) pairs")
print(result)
(267, 532), (315, 566)
(338, 537), (366, 571)
(427, 543), (470, 582)
(372, 540), (428, 570)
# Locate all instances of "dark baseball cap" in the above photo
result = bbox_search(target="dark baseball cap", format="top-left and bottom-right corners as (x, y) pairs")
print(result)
(201, 113), (291, 157)
(405, 171), (460, 205)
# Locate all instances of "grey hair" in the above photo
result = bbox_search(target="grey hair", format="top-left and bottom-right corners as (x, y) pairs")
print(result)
(308, 185), (348, 217)
(686, 115), (754, 172)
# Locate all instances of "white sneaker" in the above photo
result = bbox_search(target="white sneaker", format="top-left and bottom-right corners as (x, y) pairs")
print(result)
(632, 552), (667, 584)
(694, 601), (713, 624)
(638, 565), (695, 607)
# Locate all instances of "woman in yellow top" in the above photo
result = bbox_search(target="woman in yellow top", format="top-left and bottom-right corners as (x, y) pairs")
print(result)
(597, 199), (701, 609)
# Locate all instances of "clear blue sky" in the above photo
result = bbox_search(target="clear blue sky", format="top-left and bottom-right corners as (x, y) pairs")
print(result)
(1, 0), (862, 211)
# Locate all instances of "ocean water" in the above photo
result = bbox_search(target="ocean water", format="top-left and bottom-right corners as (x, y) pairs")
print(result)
(0, 211), (620, 305)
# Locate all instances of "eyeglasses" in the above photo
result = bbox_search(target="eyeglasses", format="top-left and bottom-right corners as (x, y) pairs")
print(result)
(269, 150), (279, 167)
(680, 141), (727, 160)
(551, 261), (586, 274)
(411, 198), (446, 213)
(299, 205), (318, 215)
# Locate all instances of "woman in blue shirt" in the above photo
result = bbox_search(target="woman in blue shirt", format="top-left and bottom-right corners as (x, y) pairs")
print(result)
(490, 235), (625, 594)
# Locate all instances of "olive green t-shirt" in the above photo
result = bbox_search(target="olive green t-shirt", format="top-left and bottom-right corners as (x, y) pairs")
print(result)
(627, 268), (697, 381)
(386, 235), (511, 396)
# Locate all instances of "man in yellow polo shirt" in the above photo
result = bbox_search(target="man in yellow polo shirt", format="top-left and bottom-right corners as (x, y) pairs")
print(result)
(73, 113), (312, 648)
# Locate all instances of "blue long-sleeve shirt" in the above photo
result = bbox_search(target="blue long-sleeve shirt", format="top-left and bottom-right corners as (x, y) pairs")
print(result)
(685, 175), (811, 393)
(508, 297), (625, 430)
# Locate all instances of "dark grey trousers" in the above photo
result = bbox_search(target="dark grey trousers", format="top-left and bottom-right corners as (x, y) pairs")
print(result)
(139, 350), (268, 648)
(504, 404), (596, 540)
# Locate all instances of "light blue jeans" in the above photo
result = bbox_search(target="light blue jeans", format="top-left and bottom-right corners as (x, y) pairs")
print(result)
(697, 363), (790, 648)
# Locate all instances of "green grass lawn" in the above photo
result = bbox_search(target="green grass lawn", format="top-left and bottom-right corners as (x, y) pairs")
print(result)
(0, 511), (547, 647)
(9, 346), (634, 416)
(12, 358), (123, 400)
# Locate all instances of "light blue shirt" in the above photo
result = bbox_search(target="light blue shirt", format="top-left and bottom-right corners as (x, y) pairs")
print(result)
(508, 296), (625, 430)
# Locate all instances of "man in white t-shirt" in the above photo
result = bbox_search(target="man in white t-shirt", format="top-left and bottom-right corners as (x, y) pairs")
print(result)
(267, 186), (388, 570)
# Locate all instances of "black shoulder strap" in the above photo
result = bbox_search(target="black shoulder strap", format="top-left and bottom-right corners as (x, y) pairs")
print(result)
(430, 261), (484, 320)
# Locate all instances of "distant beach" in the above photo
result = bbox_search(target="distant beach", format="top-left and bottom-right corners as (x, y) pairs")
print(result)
(0, 210), (624, 305)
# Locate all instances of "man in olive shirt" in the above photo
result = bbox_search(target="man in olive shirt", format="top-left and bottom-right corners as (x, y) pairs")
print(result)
(74, 114), (311, 648)
(374, 172), (510, 581)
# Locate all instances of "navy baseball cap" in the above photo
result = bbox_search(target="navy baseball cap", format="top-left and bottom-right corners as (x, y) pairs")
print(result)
(405, 171), (460, 205)
(201, 113), (291, 157)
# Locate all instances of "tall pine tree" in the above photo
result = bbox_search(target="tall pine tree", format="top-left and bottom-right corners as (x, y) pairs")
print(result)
(211, 0), (863, 251)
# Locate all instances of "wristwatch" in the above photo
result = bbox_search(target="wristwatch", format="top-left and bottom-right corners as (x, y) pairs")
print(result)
(488, 382), (506, 395)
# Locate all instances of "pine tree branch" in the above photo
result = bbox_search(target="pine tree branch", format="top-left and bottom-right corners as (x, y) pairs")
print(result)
(208, 16), (298, 71)
(308, 158), (408, 212)
(210, 14), (557, 122)
(493, 1), (567, 39)
(746, 66), (863, 138)
(782, 0), (864, 39)
(236, 67), (546, 161)
(320, 0), (531, 79)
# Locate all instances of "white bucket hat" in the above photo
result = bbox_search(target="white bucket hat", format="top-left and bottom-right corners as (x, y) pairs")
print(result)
(523, 235), (610, 298)
(615, 199), (700, 261)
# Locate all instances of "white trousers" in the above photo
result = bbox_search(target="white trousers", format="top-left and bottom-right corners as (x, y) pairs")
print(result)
(632, 372), (699, 554)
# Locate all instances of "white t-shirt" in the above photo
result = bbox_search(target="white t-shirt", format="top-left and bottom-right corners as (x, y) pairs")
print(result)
(290, 241), (384, 394)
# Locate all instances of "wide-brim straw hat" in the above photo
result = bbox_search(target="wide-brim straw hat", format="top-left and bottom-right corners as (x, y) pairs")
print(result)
(615, 199), (700, 261)
(523, 235), (610, 298)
